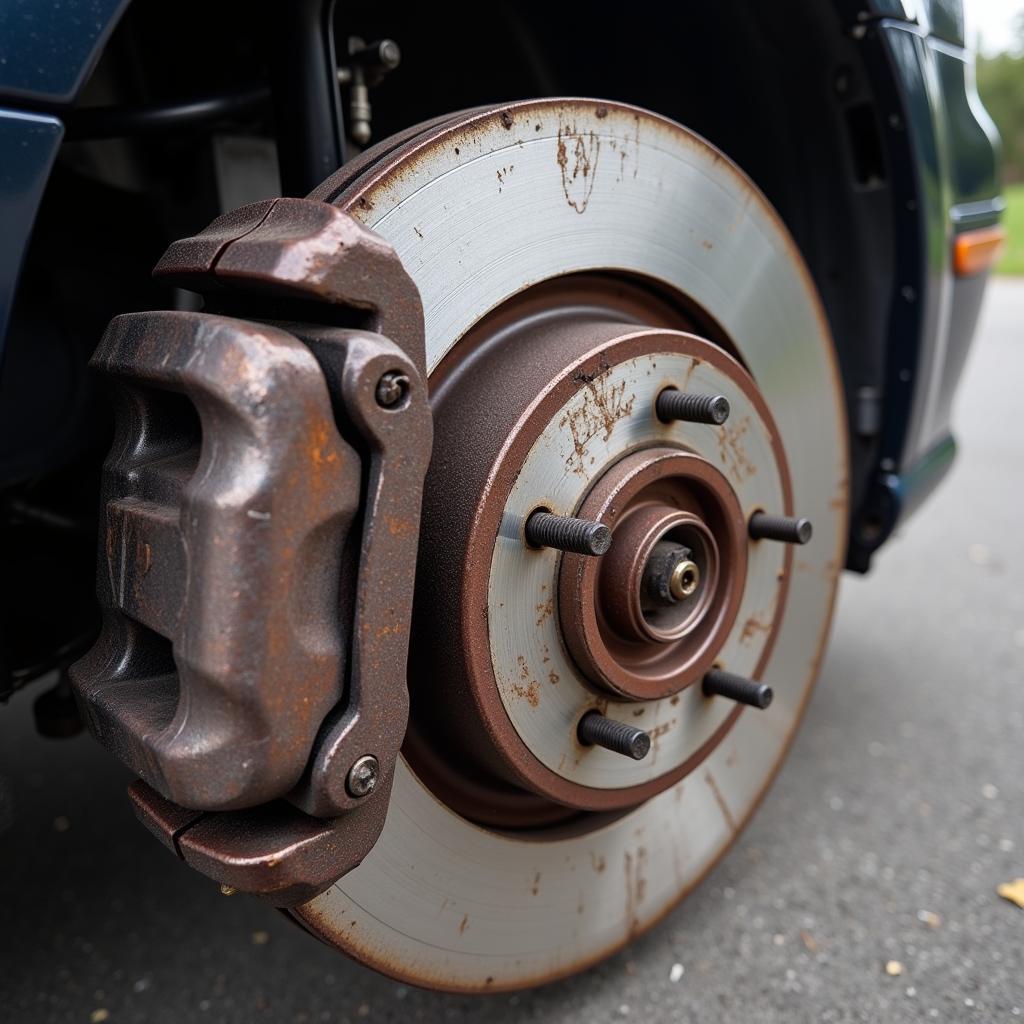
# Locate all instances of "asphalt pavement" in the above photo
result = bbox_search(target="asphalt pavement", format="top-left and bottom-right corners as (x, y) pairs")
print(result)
(1, 280), (1022, 1023)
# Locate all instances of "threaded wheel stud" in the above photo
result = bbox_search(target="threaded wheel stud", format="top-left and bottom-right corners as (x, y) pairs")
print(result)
(748, 512), (813, 545)
(525, 511), (611, 556)
(703, 668), (774, 709)
(656, 389), (731, 425)
(577, 711), (651, 759)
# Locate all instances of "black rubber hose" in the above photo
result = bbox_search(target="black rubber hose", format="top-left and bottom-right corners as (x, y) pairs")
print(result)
(64, 87), (270, 141)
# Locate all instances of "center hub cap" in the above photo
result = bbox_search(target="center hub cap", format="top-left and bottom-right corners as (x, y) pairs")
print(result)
(560, 447), (747, 702)
(408, 277), (795, 822)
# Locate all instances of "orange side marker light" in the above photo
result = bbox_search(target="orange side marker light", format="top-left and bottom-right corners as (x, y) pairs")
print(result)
(954, 224), (1007, 277)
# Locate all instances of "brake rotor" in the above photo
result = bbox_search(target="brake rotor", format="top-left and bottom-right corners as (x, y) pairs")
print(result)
(294, 99), (848, 991)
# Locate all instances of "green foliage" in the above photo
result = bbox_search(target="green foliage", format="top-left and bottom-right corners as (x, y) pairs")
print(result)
(977, 50), (1024, 182)
(997, 183), (1024, 274)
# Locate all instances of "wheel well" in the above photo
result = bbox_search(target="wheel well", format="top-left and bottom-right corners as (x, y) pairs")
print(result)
(1, 0), (898, 693)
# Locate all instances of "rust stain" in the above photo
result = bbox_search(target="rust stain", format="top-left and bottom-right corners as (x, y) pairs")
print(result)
(308, 421), (340, 468)
(512, 680), (540, 707)
(705, 770), (737, 831)
(610, 113), (641, 184)
(717, 416), (756, 481)
(649, 721), (673, 742)
(384, 515), (414, 536)
(531, 871), (541, 895)
(517, 655), (530, 680)
(459, 913), (469, 935)
(740, 615), (772, 644)
(682, 357), (702, 389)
(624, 846), (648, 936)
(556, 122), (600, 214)
(499, 110), (514, 130)
(535, 596), (554, 627)
(548, 670), (560, 685)
(559, 363), (635, 474)
(590, 851), (606, 873)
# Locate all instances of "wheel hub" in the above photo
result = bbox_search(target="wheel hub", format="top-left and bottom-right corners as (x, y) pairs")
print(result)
(404, 276), (793, 821)
(562, 446), (748, 701)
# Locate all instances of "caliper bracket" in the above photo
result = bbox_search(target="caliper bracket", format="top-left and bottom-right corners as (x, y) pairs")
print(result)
(71, 200), (431, 904)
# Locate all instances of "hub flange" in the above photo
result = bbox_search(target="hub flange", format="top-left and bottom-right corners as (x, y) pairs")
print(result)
(405, 277), (794, 821)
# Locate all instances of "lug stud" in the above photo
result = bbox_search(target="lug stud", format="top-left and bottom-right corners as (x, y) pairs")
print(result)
(748, 512), (812, 545)
(702, 668), (773, 709)
(577, 711), (651, 760)
(525, 511), (611, 556)
(656, 389), (731, 425)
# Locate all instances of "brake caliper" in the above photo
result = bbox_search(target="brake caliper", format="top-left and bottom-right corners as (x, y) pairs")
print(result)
(71, 199), (432, 905)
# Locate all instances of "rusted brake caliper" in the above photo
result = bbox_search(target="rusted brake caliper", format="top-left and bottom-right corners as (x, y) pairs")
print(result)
(70, 198), (432, 905)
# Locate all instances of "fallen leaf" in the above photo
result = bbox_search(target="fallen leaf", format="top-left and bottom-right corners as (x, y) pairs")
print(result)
(885, 960), (904, 977)
(90, 1011), (109, 1024)
(916, 909), (942, 929)
(997, 879), (1024, 909)
(800, 930), (818, 953)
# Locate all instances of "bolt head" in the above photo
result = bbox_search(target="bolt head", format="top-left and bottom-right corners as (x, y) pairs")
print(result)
(347, 755), (380, 798)
(375, 371), (410, 408)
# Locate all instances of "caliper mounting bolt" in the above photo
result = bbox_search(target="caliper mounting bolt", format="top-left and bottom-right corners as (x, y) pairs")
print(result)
(375, 370), (410, 408)
(577, 711), (651, 760)
(748, 512), (813, 545)
(656, 388), (731, 425)
(524, 511), (612, 556)
(346, 755), (380, 798)
(703, 668), (774, 709)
